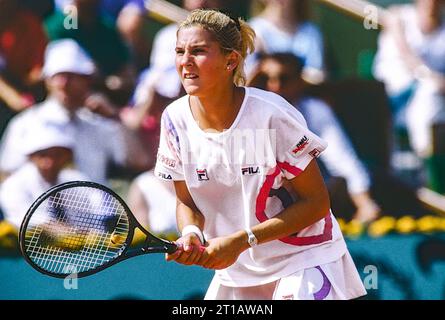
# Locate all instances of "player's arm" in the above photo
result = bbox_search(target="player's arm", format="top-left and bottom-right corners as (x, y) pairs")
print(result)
(197, 159), (330, 270)
(247, 159), (330, 243)
(165, 180), (205, 265)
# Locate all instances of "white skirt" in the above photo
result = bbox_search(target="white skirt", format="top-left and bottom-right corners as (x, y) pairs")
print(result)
(204, 251), (367, 300)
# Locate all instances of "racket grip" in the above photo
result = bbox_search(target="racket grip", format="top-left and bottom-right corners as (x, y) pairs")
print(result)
(174, 242), (206, 253)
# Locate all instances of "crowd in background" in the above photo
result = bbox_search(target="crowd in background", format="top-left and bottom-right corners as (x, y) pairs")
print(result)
(0, 0), (445, 248)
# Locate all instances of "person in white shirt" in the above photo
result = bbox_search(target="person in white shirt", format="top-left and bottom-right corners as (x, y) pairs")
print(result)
(0, 122), (87, 230)
(373, 0), (445, 158)
(249, 52), (380, 223)
(247, 0), (326, 84)
(155, 9), (366, 300)
(0, 39), (150, 184)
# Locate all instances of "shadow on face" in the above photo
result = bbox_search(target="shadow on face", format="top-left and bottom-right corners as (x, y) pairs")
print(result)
(45, 72), (92, 112)
(257, 57), (304, 102)
(29, 147), (73, 183)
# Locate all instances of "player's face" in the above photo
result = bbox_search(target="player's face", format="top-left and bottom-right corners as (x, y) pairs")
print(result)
(175, 26), (231, 97)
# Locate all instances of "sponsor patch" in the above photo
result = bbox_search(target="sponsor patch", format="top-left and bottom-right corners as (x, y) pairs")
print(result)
(291, 136), (309, 154)
(157, 153), (176, 169)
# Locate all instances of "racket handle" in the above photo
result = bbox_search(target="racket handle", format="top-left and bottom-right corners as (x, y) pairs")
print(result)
(174, 242), (206, 253)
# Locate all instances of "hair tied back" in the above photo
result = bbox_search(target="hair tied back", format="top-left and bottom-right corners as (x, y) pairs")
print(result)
(221, 10), (241, 31)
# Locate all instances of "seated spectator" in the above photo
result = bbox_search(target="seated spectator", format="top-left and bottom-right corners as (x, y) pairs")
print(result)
(0, 0), (48, 133)
(249, 52), (380, 223)
(373, 0), (445, 160)
(247, 0), (326, 84)
(126, 170), (178, 240)
(45, 0), (136, 105)
(0, 39), (150, 184)
(0, 122), (87, 230)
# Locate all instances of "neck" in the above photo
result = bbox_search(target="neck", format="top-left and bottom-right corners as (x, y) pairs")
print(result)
(190, 83), (244, 132)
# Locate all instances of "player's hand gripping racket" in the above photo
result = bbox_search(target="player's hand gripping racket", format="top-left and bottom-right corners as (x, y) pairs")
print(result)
(19, 181), (193, 278)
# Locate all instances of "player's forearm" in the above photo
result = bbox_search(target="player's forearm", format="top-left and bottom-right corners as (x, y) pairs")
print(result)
(241, 193), (330, 246)
(176, 200), (205, 233)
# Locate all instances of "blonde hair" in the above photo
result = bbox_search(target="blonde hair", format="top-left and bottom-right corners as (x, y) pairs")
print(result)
(178, 9), (256, 86)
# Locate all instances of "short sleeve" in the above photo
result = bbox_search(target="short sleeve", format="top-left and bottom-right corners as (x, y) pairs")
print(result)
(273, 105), (328, 180)
(154, 111), (184, 181)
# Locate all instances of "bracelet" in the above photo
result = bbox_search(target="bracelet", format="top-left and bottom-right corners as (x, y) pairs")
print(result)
(181, 225), (205, 244)
(245, 228), (258, 247)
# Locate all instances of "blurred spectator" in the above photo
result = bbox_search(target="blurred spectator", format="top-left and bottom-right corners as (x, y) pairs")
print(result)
(127, 170), (178, 240)
(0, 122), (87, 229)
(373, 0), (445, 160)
(0, 0), (48, 135)
(20, 0), (55, 18)
(247, 0), (326, 84)
(45, 0), (136, 105)
(249, 52), (380, 223)
(121, 0), (226, 160)
(0, 39), (150, 184)
(55, 0), (151, 71)
(104, 0), (151, 71)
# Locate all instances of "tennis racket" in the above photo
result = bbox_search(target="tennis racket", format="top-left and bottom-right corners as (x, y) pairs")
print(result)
(19, 181), (192, 278)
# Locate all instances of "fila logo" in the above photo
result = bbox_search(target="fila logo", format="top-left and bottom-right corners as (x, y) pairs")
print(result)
(292, 136), (309, 154)
(196, 169), (209, 181)
(241, 166), (260, 175)
(309, 148), (322, 158)
(158, 172), (172, 180)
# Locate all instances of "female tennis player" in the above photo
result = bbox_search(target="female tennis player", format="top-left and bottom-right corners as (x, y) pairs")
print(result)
(154, 9), (366, 300)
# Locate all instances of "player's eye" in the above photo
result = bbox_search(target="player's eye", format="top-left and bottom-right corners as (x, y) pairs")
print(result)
(192, 48), (205, 54)
(175, 48), (184, 55)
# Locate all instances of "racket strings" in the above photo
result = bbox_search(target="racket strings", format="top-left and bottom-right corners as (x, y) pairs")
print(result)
(23, 186), (130, 275)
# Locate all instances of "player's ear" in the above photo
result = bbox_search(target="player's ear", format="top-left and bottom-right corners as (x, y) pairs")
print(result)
(225, 51), (240, 72)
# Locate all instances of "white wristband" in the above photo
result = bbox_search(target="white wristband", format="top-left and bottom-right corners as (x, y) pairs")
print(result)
(245, 228), (258, 247)
(181, 225), (205, 244)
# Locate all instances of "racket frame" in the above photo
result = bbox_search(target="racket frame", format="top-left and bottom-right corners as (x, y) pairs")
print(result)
(19, 180), (178, 278)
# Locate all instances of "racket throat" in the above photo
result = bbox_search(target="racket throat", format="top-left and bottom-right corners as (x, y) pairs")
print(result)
(142, 237), (177, 254)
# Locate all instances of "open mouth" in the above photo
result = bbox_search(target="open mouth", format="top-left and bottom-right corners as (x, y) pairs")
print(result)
(183, 73), (198, 80)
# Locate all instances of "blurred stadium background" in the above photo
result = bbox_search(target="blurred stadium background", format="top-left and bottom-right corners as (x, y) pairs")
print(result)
(1, 0), (445, 300)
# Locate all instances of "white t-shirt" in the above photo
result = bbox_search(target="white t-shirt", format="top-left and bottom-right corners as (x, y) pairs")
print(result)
(0, 98), (126, 185)
(155, 87), (347, 287)
(0, 162), (87, 228)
